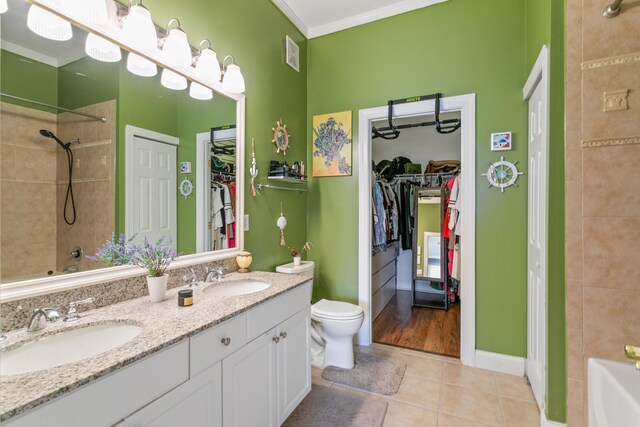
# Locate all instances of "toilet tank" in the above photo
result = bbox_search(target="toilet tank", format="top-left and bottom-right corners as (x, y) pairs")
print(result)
(276, 261), (314, 279)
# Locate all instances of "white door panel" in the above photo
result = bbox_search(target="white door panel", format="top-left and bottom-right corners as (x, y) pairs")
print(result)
(526, 78), (547, 410)
(126, 126), (178, 248)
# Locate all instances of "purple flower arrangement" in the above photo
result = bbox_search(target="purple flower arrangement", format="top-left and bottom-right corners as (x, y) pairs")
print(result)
(90, 234), (178, 277)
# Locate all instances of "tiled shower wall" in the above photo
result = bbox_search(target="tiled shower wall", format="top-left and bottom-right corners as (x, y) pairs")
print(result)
(0, 103), (58, 280)
(56, 100), (115, 273)
(565, 1), (640, 425)
(0, 100), (115, 282)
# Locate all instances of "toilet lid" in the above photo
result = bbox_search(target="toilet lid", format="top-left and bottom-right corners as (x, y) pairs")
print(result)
(311, 299), (363, 319)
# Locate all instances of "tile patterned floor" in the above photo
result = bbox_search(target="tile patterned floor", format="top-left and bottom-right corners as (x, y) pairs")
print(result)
(311, 343), (541, 427)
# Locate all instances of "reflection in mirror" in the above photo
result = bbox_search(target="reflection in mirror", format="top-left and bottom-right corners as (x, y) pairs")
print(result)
(413, 188), (444, 282)
(0, 0), (239, 284)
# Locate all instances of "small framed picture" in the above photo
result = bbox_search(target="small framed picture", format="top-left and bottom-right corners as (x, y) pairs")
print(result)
(180, 161), (192, 174)
(491, 132), (512, 151)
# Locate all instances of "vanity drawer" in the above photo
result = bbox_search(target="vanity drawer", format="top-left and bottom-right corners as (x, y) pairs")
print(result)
(190, 313), (247, 377)
(246, 281), (312, 342)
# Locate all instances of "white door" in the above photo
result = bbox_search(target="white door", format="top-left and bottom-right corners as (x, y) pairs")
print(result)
(526, 79), (547, 409)
(222, 331), (277, 427)
(276, 308), (311, 424)
(125, 126), (178, 247)
(124, 363), (222, 427)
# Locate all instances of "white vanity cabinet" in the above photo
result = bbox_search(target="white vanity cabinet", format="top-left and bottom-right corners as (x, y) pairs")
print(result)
(222, 307), (311, 427)
(4, 281), (312, 427)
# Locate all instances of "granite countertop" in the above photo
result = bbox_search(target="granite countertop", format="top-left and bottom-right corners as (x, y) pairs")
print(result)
(0, 271), (311, 422)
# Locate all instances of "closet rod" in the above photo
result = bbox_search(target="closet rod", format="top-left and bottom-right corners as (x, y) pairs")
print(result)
(0, 93), (107, 122)
(257, 183), (307, 193)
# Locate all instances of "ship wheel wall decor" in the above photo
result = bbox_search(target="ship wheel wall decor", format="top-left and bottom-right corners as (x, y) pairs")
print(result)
(272, 119), (290, 155)
(482, 156), (524, 192)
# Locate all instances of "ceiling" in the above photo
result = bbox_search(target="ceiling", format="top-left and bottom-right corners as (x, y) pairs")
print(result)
(272, 0), (448, 39)
(1, 0), (87, 67)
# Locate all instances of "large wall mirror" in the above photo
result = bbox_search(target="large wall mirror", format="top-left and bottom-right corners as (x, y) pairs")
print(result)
(0, 0), (245, 293)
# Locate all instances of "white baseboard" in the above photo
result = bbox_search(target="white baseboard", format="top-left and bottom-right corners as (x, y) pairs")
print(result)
(541, 410), (566, 427)
(475, 350), (525, 376)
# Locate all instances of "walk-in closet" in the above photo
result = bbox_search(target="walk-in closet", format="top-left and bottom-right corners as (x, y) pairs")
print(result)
(370, 108), (462, 358)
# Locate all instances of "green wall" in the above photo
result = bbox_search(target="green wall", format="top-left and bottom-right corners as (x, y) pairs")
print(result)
(138, 0), (308, 269)
(58, 56), (118, 110)
(307, 0), (529, 356)
(0, 49), (58, 112)
(525, 0), (567, 422)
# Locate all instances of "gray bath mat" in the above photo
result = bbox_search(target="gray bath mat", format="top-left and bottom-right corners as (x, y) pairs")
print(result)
(283, 385), (388, 427)
(321, 351), (407, 395)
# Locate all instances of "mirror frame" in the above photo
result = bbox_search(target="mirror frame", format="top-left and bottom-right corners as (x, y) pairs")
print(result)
(0, 0), (246, 302)
(412, 187), (445, 283)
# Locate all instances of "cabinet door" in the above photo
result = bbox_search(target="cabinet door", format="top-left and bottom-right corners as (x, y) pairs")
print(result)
(276, 308), (311, 424)
(222, 331), (277, 427)
(124, 362), (222, 427)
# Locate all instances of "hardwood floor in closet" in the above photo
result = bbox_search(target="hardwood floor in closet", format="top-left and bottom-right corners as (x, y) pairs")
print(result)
(372, 290), (460, 358)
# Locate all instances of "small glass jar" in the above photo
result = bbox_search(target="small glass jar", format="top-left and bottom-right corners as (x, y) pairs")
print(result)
(178, 289), (193, 307)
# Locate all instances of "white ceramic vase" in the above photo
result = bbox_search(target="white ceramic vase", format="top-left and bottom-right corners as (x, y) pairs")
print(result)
(293, 256), (302, 266)
(147, 275), (168, 302)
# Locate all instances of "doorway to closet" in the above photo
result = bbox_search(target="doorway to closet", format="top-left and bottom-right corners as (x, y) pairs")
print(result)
(370, 112), (462, 358)
(357, 94), (476, 367)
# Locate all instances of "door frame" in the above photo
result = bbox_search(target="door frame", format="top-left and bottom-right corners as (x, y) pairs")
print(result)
(196, 127), (237, 253)
(357, 93), (477, 367)
(125, 125), (179, 245)
(522, 45), (549, 412)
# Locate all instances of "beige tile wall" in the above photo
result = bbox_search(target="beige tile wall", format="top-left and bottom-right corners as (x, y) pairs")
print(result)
(56, 100), (115, 272)
(0, 102), (58, 281)
(566, 1), (640, 425)
(0, 100), (115, 282)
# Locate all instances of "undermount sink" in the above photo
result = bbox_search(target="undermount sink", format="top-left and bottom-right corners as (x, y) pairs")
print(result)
(588, 358), (640, 427)
(0, 323), (143, 376)
(203, 280), (270, 297)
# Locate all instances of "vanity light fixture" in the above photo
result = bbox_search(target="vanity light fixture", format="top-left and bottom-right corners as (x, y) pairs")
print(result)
(189, 40), (219, 100)
(86, 33), (122, 62)
(27, 4), (73, 41)
(70, 0), (108, 24)
(0, 0), (8, 14)
(160, 19), (191, 90)
(221, 55), (245, 94)
(122, 0), (158, 77)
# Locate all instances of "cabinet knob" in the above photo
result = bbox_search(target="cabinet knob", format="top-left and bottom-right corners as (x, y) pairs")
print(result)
(272, 336), (280, 343)
(279, 332), (287, 339)
(221, 337), (231, 346)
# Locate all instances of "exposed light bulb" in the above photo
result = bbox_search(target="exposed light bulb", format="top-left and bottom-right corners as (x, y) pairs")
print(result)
(194, 48), (221, 84)
(189, 82), (213, 100)
(222, 63), (245, 94)
(27, 5), (72, 41)
(161, 27), (192, 67)
(127, 53), (157, 77)
(160, 69), (187, 90)
(121, 4), (157, 50)
(0, 0), (8, 14)
(85, 33), (121, 62)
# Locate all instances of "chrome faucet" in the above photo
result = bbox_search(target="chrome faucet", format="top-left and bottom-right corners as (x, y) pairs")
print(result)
(63, 297), (95, 322)
(625, 344), (640, 370)
(212, 265), (226, 281)
(183, 268), (199, 288)
(27, 308), (60, 332)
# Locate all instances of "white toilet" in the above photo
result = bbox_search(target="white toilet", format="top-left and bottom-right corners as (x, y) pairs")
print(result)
(276, 261), (364, 369)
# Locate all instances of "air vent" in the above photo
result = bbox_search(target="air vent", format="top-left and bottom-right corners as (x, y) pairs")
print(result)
(285, 35), (299, 72)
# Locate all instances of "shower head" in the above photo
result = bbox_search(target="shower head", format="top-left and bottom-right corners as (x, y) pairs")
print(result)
(39, 129), (69, 149)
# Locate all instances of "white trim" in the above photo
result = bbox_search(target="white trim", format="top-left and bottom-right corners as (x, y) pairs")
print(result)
(475, 350), (525, 376)
(308, 0), (448, 38)
(271, 0), (310, 38)
(523, 45), (549, 414)
(540, 411), (566, 427)
(357, 93), (476, 367)
(272, 0), (447, 39)
(524, 46), (549, 101)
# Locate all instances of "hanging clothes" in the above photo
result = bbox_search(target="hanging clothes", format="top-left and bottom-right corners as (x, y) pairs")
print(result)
(372, 180), (387, 251)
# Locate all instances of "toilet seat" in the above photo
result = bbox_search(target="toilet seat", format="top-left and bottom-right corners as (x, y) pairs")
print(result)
(311, 299), (363, 320)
